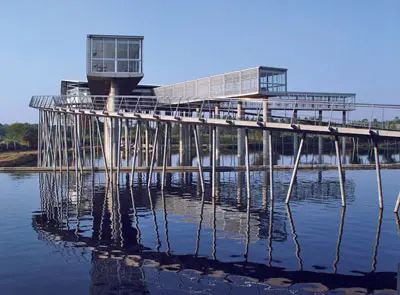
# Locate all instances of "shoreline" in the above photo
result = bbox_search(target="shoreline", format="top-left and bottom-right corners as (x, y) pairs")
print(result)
(1, 163), (400, 173)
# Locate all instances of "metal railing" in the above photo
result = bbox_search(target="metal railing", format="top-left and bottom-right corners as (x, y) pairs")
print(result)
(29, 95), (400, 132)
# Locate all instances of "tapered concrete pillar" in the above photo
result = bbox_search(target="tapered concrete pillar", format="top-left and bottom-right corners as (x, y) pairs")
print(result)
(104, 80), (119, 169)
(215, 104), (220, 166)
(263, 100), (271, 166)
(318, 110), (323, 164)
(237, 102), (245, 166)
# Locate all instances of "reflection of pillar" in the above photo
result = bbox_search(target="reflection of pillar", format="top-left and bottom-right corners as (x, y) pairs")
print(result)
(263, 100), (271, 166)
(237, 102), (245, 166)
(237, 172), (244, 208)
(104, 80), (119, 169)
(318, 110), (323, 165)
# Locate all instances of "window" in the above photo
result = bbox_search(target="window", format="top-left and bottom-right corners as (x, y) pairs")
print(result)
(117, 41), (128, 59)
(90, 37), (142, 73)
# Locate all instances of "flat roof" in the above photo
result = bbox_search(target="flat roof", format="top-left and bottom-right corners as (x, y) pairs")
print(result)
(87, 34), (144, 40)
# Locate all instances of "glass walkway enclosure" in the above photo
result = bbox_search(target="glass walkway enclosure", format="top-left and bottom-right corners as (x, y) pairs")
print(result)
(153, 66), (355, 111)
(86, 34), (144, 95)
(154, 66), (288, 101)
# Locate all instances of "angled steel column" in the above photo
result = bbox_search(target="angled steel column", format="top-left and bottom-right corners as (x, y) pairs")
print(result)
(147, 123), (159, 188)
(130, 121), (141, 187)
(268, 131), (274, 201)
(161, 123), (169, 190)
(394, 192), (400, 213)
(193, 124), (205, 192)
(335, 135), (346, 207)
(374, 139), (383, 209)
(285, 133), (306, 204)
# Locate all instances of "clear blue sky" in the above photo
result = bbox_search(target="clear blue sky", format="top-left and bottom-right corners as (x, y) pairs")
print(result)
(0, 0), (399, 123)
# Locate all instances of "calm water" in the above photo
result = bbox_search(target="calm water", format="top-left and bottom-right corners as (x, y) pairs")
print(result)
(0, 155), (399, 294)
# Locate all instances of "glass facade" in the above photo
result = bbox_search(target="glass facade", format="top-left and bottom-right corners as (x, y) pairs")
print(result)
(89, 36), (142, 74)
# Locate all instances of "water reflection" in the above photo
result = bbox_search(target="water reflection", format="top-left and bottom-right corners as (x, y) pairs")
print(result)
(32, 172), (398, 294)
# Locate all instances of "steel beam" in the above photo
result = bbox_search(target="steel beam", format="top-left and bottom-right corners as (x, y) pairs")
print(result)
(374, 140), (383, 209)
(335, 136), (346, 207)
(285, 133), (306, 204)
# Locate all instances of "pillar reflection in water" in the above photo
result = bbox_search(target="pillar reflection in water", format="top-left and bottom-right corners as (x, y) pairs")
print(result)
(32, 171), (394, 293)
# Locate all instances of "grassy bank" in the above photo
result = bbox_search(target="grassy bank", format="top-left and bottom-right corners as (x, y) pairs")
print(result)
(0, 150), (37, 167)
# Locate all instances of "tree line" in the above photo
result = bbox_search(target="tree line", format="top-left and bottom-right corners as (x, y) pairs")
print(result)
(0, 123), (38, 150)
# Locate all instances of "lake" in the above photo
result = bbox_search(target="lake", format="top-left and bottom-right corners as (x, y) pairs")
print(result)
(0, 153), (399, 294)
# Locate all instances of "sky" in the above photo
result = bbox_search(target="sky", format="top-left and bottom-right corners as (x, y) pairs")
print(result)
(0, 0), (399, 123)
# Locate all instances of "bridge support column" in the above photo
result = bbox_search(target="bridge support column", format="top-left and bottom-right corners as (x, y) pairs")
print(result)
(215, 104), (220, 167)
(104, 80), (119, 171)
(187, 125), (192, 166)
(38, 110), (42, 167)
(237, 102), (245, 166)
(268, 131), (274, 201)
(116, 118), (122, 184)
(334, 136), (346, 207)
(179, 123), (185, 166)
(293, 110), (299, 158)
(373, 140), (383, 209)
(125, 119), (129, 167)
(342, 111), (347, 164)
(137, 121), (143, 167)
(263, 100), (271, 166)
(212, 126), (217, 197)
(145, 121), (150, 167)
(318, 110), (324, 165)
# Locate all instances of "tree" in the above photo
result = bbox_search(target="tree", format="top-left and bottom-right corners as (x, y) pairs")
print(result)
(6, 123), (38, 149)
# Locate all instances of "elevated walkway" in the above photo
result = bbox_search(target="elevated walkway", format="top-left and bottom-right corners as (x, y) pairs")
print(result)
(29, 95), (400, 139)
